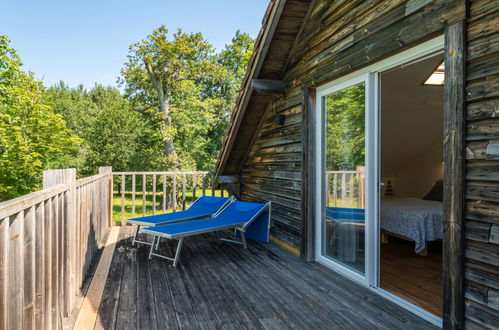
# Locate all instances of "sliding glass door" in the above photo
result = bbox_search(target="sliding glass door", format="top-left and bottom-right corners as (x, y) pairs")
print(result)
(316, 74), (375, 283)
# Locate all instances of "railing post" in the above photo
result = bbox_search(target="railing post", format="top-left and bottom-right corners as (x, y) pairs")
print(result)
(356, 166), (365, 209)
(99, 167), (113, 227)
(42, 168), (76, 317)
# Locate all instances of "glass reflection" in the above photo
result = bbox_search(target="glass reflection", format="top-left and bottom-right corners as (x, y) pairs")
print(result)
(323, 82), (366, 274)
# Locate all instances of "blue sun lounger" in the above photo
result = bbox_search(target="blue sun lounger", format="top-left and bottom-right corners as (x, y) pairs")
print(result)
(141, 200), (271, 266)
(326, 207), (365, 224)
(126, 195), (234, 246)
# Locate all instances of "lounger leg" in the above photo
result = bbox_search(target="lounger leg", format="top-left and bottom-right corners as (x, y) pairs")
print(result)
(241, 232), (247, 249)
(220, 228), (247, 248)
(132, 225), (141, 246)
(156, 236), (161, 250)
(148, 236), (157, 260)
(173, 238), (184, 267)
(215, 230), (222, 243)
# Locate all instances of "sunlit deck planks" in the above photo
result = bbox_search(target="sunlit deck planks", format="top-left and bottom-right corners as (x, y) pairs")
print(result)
(81, 227), (436, 329)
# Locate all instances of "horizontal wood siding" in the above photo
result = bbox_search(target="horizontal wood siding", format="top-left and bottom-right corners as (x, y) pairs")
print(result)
(241, 104), (303, 247)
(239, 0), (465, 251)
(464, 0), (499, 328)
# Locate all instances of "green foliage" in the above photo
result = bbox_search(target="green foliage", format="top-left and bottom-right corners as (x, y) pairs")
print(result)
(0, 35), (81, 199)
(205, 31), (254, 166)
(120, 27), (254, 170)
(44, 83), (163, 175)
(325, 83), (365, 171)
(0, 28), (253, 200)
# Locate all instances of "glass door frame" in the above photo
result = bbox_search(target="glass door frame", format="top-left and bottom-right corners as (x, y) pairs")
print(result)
(314, 73), (377, 286)
(313, 35), (445, 326)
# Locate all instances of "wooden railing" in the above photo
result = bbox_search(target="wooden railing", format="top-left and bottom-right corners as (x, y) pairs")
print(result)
(0, 167), (112, 330)
(111, 171), (229, 223)
(326, 166), (365, 209)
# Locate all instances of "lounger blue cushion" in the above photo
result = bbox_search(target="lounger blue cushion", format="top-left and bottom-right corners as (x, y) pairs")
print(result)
(326, 207), (365, 223)
(142, 201), (268, 240)
(329, 207), (365, 214)
(126, 196), (231, 226)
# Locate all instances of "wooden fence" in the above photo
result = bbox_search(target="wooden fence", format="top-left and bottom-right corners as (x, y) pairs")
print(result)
(326, 166), (365, 209)
(112, 171), (228, 223)
(0, 167), (112, 330)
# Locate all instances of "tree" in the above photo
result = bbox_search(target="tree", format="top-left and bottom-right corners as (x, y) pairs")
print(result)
(119, 26), (219, 161)
(206, 31), (254, 163)
(44, 83), (155, 175)
(325, 83), (365, 171)
(120, 28), (254, 170)
(84, 101), (144, 172)
(0, 35), (81, 200)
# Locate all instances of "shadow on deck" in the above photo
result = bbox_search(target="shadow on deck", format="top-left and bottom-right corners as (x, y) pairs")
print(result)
(90, 227), (436, 329)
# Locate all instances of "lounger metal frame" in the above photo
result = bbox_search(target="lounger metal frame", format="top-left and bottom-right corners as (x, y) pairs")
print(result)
(147, 201), (271, 266)
(130, 195), (235, 247)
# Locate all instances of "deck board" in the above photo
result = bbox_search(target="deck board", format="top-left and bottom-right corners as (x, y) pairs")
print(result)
(93, 227), (437, 329)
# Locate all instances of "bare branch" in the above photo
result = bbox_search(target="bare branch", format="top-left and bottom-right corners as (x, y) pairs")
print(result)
(144, 59), (164, 99)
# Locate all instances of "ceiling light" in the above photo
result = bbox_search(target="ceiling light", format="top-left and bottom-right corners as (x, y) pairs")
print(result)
(423, 62), (444, 86)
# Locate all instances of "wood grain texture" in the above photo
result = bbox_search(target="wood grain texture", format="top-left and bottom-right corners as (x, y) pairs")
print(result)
(300, 87), (316, 260)
(465, 0), (499, 328)
(443, 20), (466, 329)
(381, 238), (443, 317)
(0, 168), (112, 329)
(72, 227), (119, 330)
(90, 227), (437, 329)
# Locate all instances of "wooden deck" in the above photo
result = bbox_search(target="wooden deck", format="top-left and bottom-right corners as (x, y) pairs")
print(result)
(85, 227), (437, 329)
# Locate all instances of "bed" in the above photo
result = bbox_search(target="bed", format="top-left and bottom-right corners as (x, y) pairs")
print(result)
(380, 197), (443, 253)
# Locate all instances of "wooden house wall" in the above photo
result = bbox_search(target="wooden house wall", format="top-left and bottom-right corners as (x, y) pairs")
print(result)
(240, 104), (304, 246)
(463, 0), (499, 328)
(240, 0), (465, 249)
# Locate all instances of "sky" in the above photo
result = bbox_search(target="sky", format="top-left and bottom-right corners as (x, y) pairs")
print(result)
(0, 0), (269, 88)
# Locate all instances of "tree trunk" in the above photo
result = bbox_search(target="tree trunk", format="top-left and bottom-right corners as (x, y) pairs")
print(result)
(144, 59), (177, 157)
(159, 96), (176, 156)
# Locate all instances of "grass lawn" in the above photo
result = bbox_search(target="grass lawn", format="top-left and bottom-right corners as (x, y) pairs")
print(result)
(113, 189), (224, 222)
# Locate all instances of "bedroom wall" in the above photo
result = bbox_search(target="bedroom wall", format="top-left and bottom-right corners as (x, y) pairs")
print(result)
(380, 56), (444, 198)
(395, 142), (443, 197)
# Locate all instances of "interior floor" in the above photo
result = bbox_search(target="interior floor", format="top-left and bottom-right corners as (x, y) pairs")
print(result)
(380, 237), (442, 317)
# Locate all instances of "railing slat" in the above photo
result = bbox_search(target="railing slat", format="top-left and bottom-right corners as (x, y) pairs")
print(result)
(153, 175), (157, 215)
(162, 175), (167, 213)
(56, 194), (64, 329)
(192, 174), (197, 201)
(121, 175), (125, 222)
(75, 187), (81, 293)
(202, 175), (207, 196)
(182, 174), (186, 211)
(9, 211), (24, 330)
(341, 173), (346, 206)
(132, 175), (136, 219)
(142, 174), (146, 217)
(44, 198), (53, 330)
(326, 173), (330, 207)
(211, 174), (215, 196)
(333, 174), (337, 206)
(172, 175), (177, 212)
(0, 216), (9, 330)
(23, 205), (36, 329)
